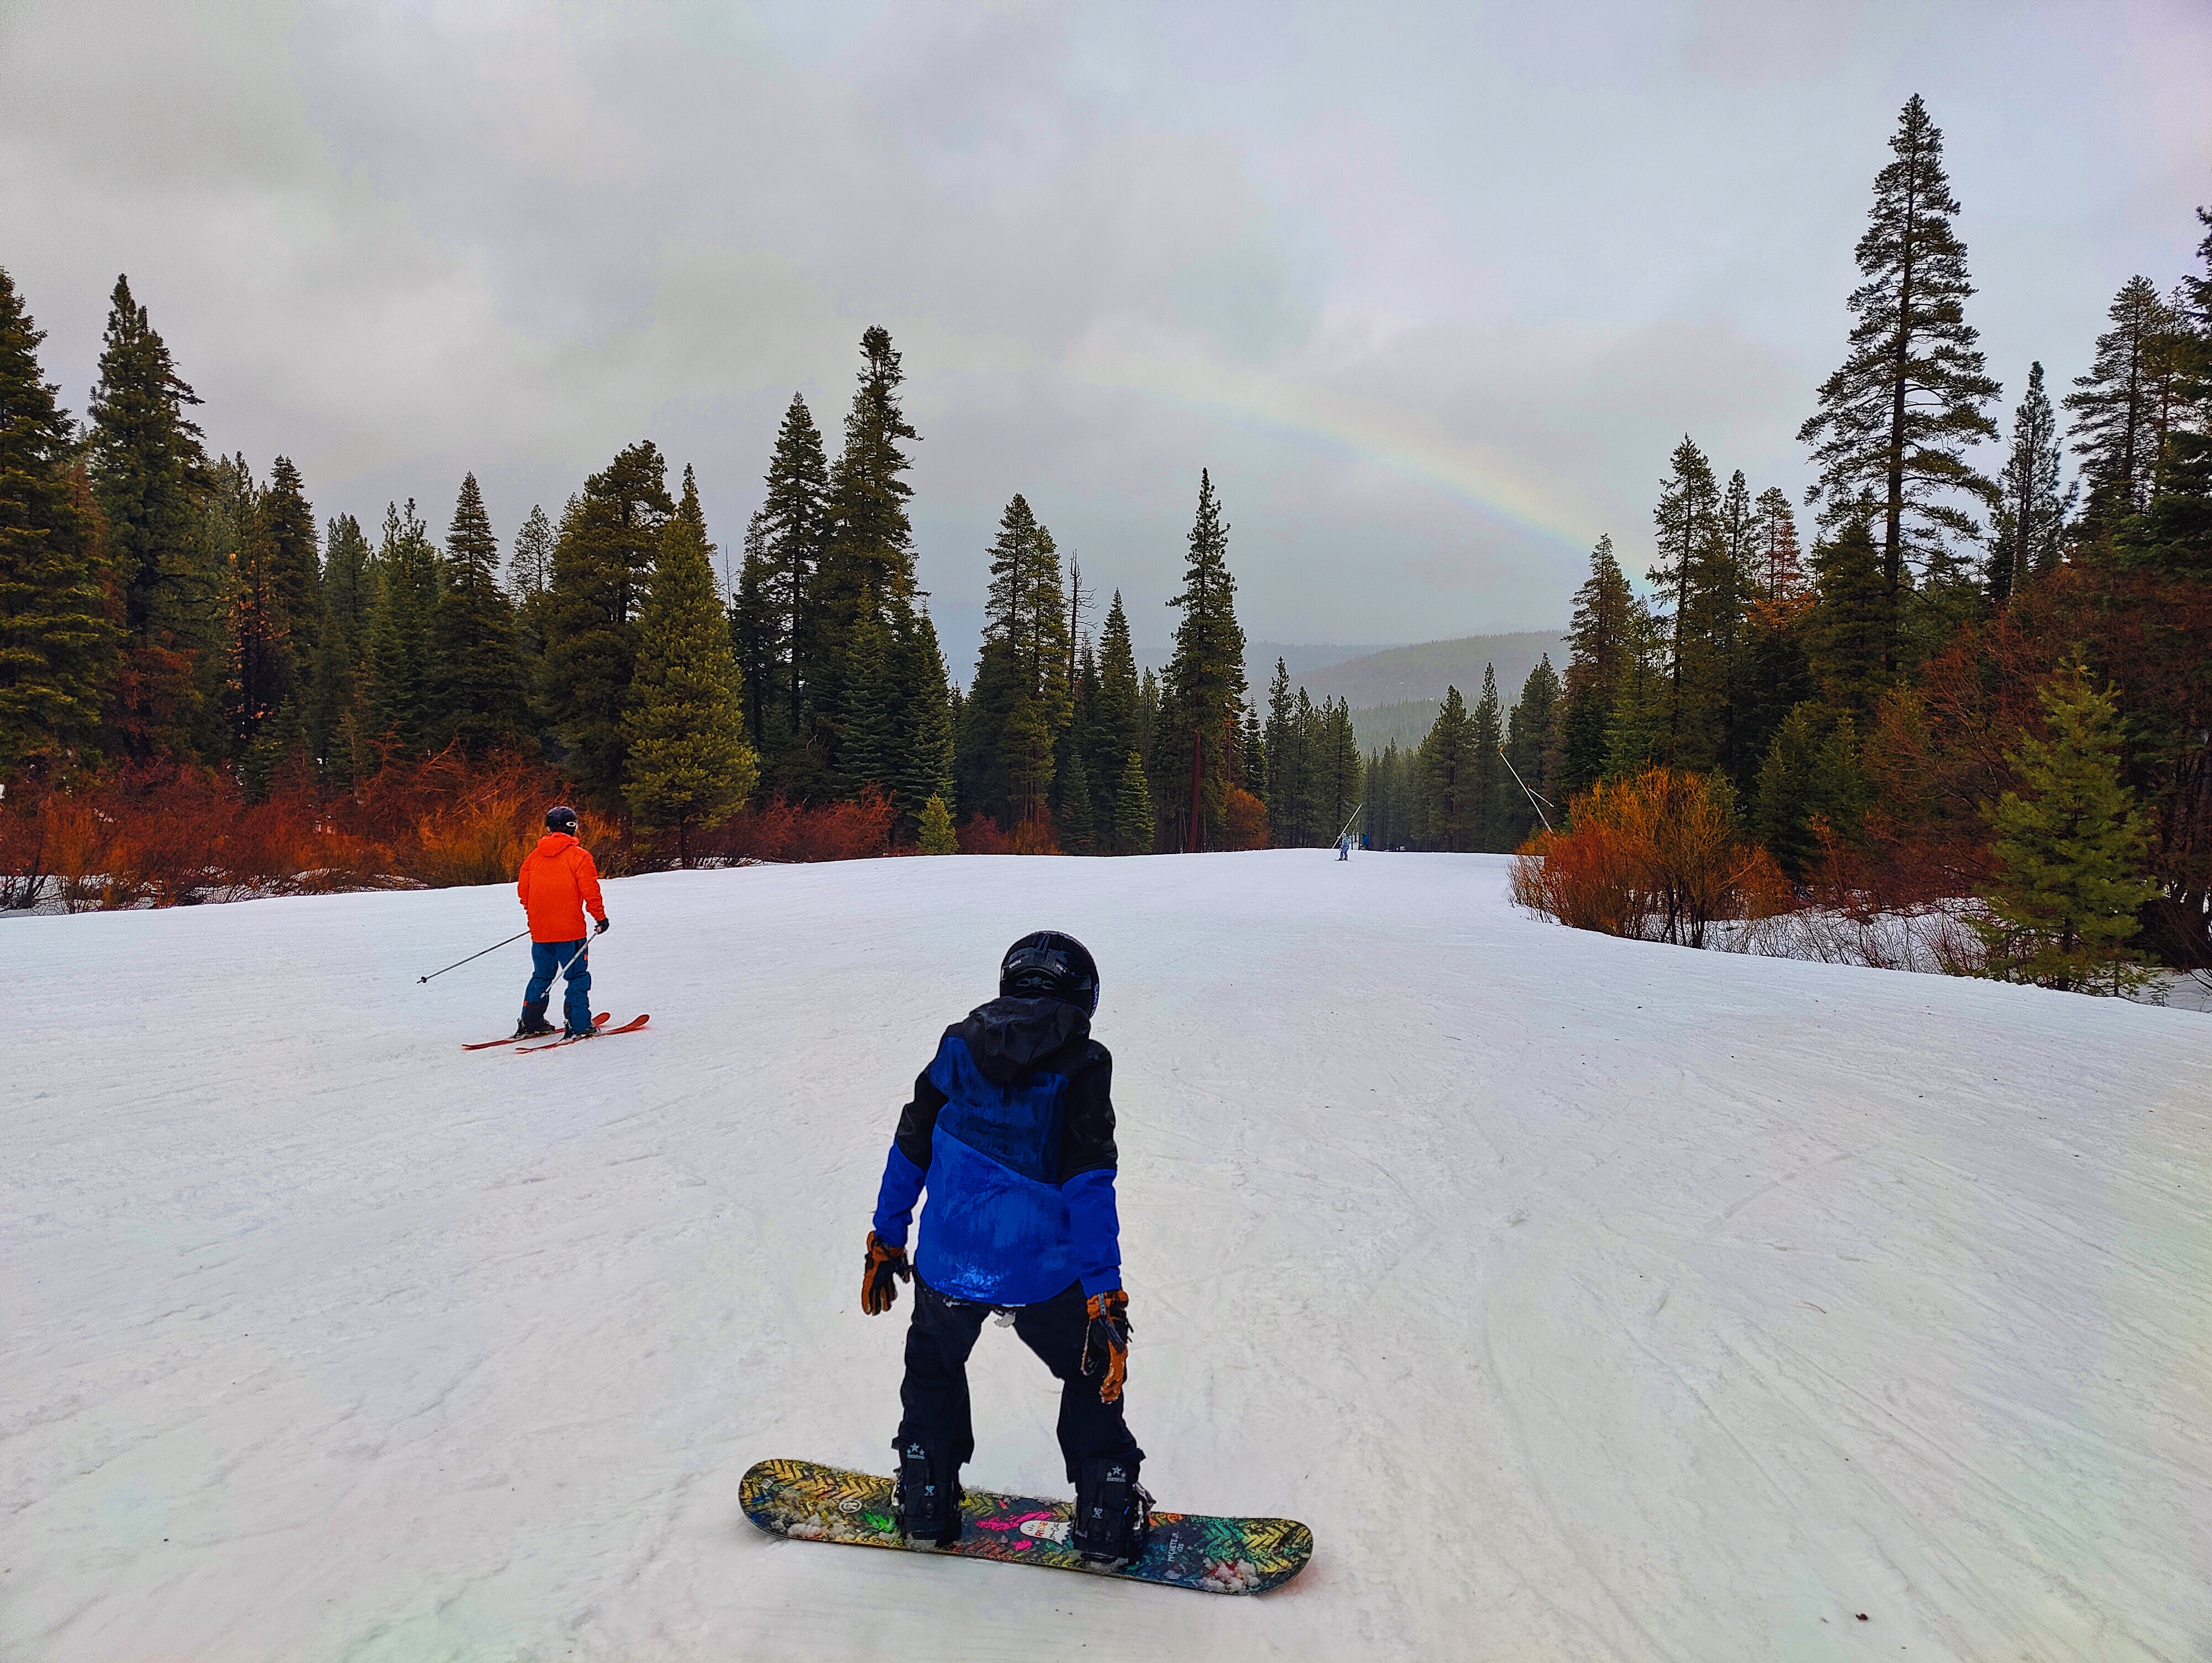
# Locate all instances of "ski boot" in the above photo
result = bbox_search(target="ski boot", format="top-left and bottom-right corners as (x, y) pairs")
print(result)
(894, 1437), (963, 1547)
(1072, 1454), (1152, 1568)
(514, 1000), (556, 1039)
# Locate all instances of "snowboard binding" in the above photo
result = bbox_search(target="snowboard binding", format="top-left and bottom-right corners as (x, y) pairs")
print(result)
(894, 1438), (963, 1547)
(1072, 1455), (1152, 1568)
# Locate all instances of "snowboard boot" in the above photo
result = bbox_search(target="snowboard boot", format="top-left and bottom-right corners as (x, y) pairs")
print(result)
(1072, 1455), (1152, 1568)
(894, 1437), (963, 1547)
(514, 1000), (556, 1038)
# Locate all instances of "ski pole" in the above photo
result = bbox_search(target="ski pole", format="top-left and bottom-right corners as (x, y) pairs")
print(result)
(418, 927), (532, 985)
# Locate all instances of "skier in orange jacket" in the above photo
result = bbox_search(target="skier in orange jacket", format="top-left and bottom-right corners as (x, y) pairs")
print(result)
(514, 805), (609, 1038)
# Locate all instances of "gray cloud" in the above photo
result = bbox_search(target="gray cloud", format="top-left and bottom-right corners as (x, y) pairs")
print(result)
(3, 0), (2207, 678)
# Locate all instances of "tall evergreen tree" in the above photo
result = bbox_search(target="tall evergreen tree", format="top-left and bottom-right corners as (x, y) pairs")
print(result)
(1468, 667), (1506, 849)
(508, 503), (554, 600)
(1261, 657), (1298, 840)
(538, 442), (673, 802)
(435, 473), (528, 752)
(264, 457), (320, 676)
(366, 500), (440, 755)
(1087, 592), (1140, 837)
(1418, 685), (1477, 850)
(1558, 535), (1635, 797)
(2125, 208), (2212, 581)
(1973, 666), (2158, 993)
(1056, 743), (1095, 853)
(758, 393), (832, 756)
(731, 509), (778, 747)
(960, 494), (1065, 825)
(1806, 520), (1891, 723)
(1501, 655), (1562, 844)
(890, 606), (956, 839)
(223, 457), (290, 745)
(309, 513), (372, 776)
(2065, 276), (2178, 535)
(1648, 437), (1719, 766)
(1990, 362), (2073, 603)
(1158, 469), (1246, 850)
(86, 274), (218, 757)
(1750, 487), (1809, 614)
(624, 467), (756, 864)
(1799, 95), (2000, 671)
(1113, 749), (1155, 855)
(0, 268), (114, 773)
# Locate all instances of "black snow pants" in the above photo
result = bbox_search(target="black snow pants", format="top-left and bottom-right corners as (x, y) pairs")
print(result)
(897, 1277), (1142, 1484)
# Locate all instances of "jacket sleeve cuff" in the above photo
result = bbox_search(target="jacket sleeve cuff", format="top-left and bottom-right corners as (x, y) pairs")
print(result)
(872, 1145), (926, 1248)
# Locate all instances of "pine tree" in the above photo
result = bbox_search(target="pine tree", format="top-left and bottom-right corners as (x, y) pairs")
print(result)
(2124, 208), (2212, 581)
(1806, 520), (1890, 723)
(1159, 470), (1246, 851)
(917, 793), (958, 854)
(1989, 361), (2073, 603)
(1750, 487), (1809, 615)
(87, 274), (220, 758)
(1973, 666), (2158, 993)
(264, 457), (319, 677)
(1601, 602), (1670, 780)
(366, 500), (440, 755)
(1419, 686), (1475, 850)
(960, 494), (1064, 825)
(1648, 437), (1720, 766)
(435, 473), (527, 752)
(508, 504), (554, 600)
(0, 267), (115, 773)
(759, 393), (832, 754)
(624, 467), (756, 865)
(1799, 95), (2000, 671)
(890, 606), (956, 839)
(1501, 655), (1562, 844)
(1558, 536), (1635, 797)
(2065, 276), (2178, 536)
(731, 509), (778, 746)
(223, 458), (290, 746)
(1261, 657), (1297, 840)
(309, 513), (373, 778)
(240, 694), (308, 801)
(1469, 665), (1505, 849)
(1056, 742), (1095, 852)
(1113, 749), (1154, 854)
(1088, 593), (1140, 836)
(538, 441), (673, 802)
(1754, 704), (1870, 879)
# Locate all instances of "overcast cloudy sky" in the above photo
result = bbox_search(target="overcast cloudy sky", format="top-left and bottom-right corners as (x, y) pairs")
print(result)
(3, 1), (2207, 667)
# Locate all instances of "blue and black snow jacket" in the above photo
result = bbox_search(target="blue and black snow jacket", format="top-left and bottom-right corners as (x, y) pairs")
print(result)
(871, 996), (1121, 1307)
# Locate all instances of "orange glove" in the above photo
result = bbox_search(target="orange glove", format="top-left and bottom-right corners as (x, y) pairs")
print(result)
(862, 1231), (912, 1315)
(1081, 1290), (1131, 1401)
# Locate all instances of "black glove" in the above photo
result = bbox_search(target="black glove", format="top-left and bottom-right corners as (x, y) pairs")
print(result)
(595, 916), (611, 934)
(862, 1231), (912, 1315)
(1081, 1290), (1131, 1402)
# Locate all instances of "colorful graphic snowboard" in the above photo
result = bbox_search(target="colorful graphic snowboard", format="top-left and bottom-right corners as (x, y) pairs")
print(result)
(739, 1458), (1312, 1595)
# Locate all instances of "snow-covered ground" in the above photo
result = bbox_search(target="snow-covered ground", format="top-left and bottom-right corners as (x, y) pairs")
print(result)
(6, 851), (2208, 1661)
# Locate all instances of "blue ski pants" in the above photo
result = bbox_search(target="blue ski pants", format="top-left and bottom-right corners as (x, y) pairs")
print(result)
(524, 938), (592, 1032)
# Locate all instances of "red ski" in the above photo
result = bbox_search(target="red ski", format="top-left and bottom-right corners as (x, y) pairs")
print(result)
(518, 1013), (649, 1052)
(464, 1012), (608, 1050)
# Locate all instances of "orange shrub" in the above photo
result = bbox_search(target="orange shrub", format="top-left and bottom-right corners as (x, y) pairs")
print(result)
(694, 788), (895, 864)
(1511, 767), (1792, 949)
(1006, 815), (1062, 856)
(1222, 787), (1270, 851)
(958, 814), (1011, 855)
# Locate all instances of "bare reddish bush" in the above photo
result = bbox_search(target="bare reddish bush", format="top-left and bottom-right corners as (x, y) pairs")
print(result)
(1512, 767), (1792, 948)
(1222, 787), (1270, 850)
(691, 788), (894, 865)
(957, 814), (1011, 854)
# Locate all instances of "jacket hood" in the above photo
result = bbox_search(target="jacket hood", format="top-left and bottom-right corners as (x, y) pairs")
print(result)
(534, 833), (578, 855)
(962, 995), (1089, 1082)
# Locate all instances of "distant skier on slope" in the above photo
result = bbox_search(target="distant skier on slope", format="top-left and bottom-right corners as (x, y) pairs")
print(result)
(513, 805), (610, 1039)
(860, 931), (1149, 1566)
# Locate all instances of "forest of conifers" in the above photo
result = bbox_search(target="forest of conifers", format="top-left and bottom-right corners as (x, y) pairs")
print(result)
(1, 96), (2207, 980)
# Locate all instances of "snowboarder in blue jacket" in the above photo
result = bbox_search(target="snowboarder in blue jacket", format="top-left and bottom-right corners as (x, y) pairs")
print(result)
(861, 931), (1149, 1565)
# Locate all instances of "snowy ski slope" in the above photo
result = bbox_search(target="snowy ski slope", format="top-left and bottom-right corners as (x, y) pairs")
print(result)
(5, 852), (2208, 1660)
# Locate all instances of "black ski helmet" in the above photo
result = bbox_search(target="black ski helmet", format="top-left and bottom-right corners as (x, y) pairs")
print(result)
(999, 931), (1100, 1014)
(545, 804), (579, 835)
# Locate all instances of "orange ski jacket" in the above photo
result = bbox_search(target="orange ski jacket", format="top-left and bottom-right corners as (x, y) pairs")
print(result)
(517, 833), (606, 942)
